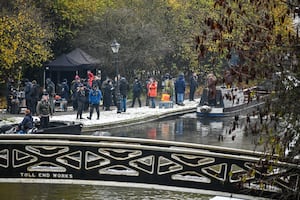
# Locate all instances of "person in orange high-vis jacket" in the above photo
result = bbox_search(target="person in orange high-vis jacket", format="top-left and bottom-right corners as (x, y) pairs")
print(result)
(147, 77), (158, 108)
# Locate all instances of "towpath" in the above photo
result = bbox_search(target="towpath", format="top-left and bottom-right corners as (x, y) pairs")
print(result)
(0, 99), (199, 133)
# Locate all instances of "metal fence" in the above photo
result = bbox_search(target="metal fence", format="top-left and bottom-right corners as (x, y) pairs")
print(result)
(0, 134), (299, 199)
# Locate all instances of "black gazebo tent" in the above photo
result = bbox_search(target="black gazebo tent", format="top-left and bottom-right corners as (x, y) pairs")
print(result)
(45, 48), (100, 71)
(44, 48), (101, 85)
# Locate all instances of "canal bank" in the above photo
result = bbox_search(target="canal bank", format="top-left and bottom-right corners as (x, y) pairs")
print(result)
(0, 99), (199, 133)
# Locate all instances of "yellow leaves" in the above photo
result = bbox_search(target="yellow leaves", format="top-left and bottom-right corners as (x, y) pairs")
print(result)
(55, 0), (107, 27)
(0, 7), (53, 75)
(269, 0), (293, 41)
(167, 0), (182, 10)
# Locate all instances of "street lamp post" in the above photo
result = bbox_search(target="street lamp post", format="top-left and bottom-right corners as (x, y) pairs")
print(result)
(111, 39), (121, 113)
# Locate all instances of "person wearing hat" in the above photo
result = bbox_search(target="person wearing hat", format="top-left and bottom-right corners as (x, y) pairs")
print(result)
(75, 75), (80, 80)
(17, 109), (33, 134)
(87, 85), (102, 120)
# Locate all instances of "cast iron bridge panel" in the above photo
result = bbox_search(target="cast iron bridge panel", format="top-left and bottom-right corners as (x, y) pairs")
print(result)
(0, 134), (299, 199)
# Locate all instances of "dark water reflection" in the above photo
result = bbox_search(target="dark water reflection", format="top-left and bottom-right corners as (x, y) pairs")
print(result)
(104, 113), (262, 151)
(0, 183), (211, 200)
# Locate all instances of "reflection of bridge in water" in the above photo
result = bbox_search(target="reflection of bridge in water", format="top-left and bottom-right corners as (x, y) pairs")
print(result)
(0, 134), (299, 199)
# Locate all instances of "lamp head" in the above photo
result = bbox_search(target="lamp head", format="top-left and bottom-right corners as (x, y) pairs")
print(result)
(111, 39), (120, 53)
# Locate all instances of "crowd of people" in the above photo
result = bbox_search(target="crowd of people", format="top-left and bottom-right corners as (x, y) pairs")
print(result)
(6, 70), (200, 133)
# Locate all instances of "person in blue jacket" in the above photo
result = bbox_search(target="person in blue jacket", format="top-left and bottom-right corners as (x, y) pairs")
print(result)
(17, 109), (33, 134)
(175, 73), (186, 105)
(87, 85), (102, 120)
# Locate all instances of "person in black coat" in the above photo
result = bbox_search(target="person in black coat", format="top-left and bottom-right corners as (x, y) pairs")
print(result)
(174, 73), (186, 105)
(76, 84), (86, 119)
(103, 79), (113, 111)
(71, 76), (81, 111)
(189, 72), (198, 101)
(24, 79), (32, 110)
(60, 79), (69, 101)
(92, 75), (102, 89)
(30, 80), (40, 115)
(131, 77), (143, 107)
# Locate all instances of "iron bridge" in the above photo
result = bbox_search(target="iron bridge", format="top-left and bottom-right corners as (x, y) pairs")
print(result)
(0, 134), (299, 199)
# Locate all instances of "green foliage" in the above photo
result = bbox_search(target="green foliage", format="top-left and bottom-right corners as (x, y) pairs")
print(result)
(35, 0), (111, 55)
(0, 0), (112, 83)
(0, 1), (53, 82)
(195, 0), (297, 80)
(192, 1), (300, 198)
(73, 0), (218, 79)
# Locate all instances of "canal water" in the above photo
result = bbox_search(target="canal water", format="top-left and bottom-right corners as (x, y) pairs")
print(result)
(100, 112), (262, 151)
(1, 113), (260, 199)
(0, 183), (211, 200)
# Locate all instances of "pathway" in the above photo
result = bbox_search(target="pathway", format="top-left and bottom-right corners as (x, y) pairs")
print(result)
(0, 99), (199, 132)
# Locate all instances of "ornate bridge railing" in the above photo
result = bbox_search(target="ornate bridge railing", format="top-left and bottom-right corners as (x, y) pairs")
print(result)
(0, 134), (299, 199)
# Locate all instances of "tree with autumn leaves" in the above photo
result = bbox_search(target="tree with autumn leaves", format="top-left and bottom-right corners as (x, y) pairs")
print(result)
(195, 0), (299, 78)
(194, 1), (299, 199)
(0, 0), (298, 84)
(0, 1), (53, 83)
(0, 0), (109, 83)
